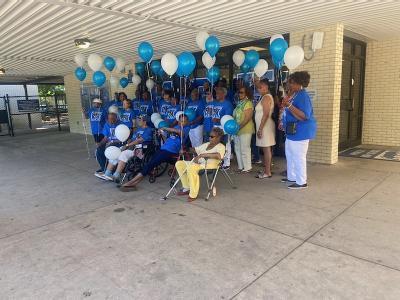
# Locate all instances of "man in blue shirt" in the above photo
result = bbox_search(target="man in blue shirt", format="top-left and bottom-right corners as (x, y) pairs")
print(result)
(85, 98), (106, 143)
(187, 89), (205, 147)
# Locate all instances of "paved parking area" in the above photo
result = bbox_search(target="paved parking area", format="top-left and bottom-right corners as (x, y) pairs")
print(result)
(1, 131), (400, 299)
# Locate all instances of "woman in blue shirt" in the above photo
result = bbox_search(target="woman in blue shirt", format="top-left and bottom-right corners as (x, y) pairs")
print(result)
(165, 95), (180, 127)
(282, 71), (317, 190)
(119, 99), (135, 129)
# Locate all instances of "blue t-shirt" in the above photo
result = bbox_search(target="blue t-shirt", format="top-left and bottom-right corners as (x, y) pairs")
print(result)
(283, 89), (317, 141)
(105, 100), (123, 110)
(203, 102), (214, 133)
(139, 101), (153, 116)
(132, 126), (153, 143)
(161, 125), (190, 154)
(102, 121), (121, 143)
(165, 104), (180, 125)
(119, 109), (135, 129)
(131, 98), (141, 118)
(212, 100), (234, 126)
(159, 100), (172, 120)
(186, 100), (205, 129)
(87, 107), (106, 135)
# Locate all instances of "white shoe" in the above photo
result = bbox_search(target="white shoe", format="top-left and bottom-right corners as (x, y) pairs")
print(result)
(94, 172), (104, 178)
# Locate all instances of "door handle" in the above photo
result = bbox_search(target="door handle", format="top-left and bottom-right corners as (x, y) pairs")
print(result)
(350, 98), (354, 111)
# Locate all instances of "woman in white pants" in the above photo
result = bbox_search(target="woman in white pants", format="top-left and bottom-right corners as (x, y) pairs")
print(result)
(233, 87), (254, 173)
(281, 71), (317, 189)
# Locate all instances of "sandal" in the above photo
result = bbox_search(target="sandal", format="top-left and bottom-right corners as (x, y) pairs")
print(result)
(187, 196), (197, 202)
(256, 173), (272, 179)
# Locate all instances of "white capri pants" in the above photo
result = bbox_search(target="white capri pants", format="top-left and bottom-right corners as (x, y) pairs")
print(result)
(189, 125), (204, 148)
(285, 139), (309, 185)
(233, 133), (252, 171)
(108, 150), (134, 166)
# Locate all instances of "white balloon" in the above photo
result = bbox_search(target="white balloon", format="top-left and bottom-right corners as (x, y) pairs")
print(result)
(153, 118), (163, 129)
(175, 111), (184, 121)
(196, 31), (209, 51)
(131, 74), (141, 86)
(109, 76), (119, 88)
(221, 115), (234, 127)
(270, 34), (284, 45)
(254, 59), (269, 77)
(284, 45), (305, 70)
(232, 50), (245, 67)
(146, 79), (155, 90)
(115, 57), (126, 72)
(202, 52), (216, 70)
(87, 53), (103, 71)
(115, 124), (130, 142)
(104, 146), (121, 160)
(74, 53), (86, 67)
(161, 53), (178, 76)
(151, 113), (162, 124)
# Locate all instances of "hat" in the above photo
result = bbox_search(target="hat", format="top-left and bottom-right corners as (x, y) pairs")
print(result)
(108, 105), (119, 114)
(92, 98), (102, 104)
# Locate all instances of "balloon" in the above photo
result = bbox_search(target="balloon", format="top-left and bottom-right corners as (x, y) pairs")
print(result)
(240, 62), (250, 73)
(270, 38), (288, 63)
(138, 41), (153, 63)
(157, 120), (169, 129)
(115, 124), (130, 142)
(202, 52), (215, 70)
(196, 31), (209, 51)
(115, 57), (125, 72)
(232, 50), (245, 67)
(177, 51), (196, 77)
(74, 67), (86, 81)
(175, 111), (184, 121)
(224, 119), (239, 135)
(146, 79), (155, 90)
(272, 56), (283, 69)
(131, 74), (141, 86)
(153, 118), (163, 128)
(284, 45), (305, 70)
(150, 60), (162, 75)
(120, 77), (129, 88)
(109, 76), (119, 87)
(161, 53), (178, 76)
(207, 66), (220, 84)
(205, 35), (220, 57)
(220, 115), (234, 127)
(254, 59), (269, 77)
(270, 34), (284, 45)
(92, 71), (106, 87)
(244, 50), (260, 69)
(184, 108), (196, 122)
(104, 146), (121, 160)
(151, 113), (162, 124)
(74, 54), (85, 67)
(103, 56), (116, 72)
(88, 53), (103, 71)
(135, 62), (145, 76)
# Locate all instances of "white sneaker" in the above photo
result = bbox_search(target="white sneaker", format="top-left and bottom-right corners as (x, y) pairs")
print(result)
(103, 174), (114, 181)
(94, 172), (104, 178)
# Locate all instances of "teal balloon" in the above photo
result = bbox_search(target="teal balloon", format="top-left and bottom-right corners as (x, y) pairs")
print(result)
(75, 67), (86, 81)
(103, 56), (116, 71)
(120, 77), (129, 88)
(184, 108), (196, 122)
(270, 38), (288, 63)
(240, 62), (250, 73)
(207, 66), (220, 84)
(150, 60), (162, 75)
(138, 41), (153, 63)
(177, 52), (196, 77)
(158, 120), (169, 129)
(135, 62), (145, 76)
(92, 71), (106, 87)
(272, 56), (283, 69)
(244, 50), (259, 69)
(205, 35), (220, 57)
(224, 119), (239, 135)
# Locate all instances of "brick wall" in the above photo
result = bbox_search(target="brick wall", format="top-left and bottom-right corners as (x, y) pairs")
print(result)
(290, 23), (344, 164)
(363, 39), (400, 146)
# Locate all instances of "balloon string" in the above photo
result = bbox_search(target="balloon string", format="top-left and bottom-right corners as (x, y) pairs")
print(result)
(81, 82), (91, 160)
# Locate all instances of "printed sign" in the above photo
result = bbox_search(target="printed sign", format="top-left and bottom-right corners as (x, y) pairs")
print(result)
(17, 99), (40, 112)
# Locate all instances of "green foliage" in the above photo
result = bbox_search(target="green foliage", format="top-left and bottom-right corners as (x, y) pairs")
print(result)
(38, 84), (65, 97)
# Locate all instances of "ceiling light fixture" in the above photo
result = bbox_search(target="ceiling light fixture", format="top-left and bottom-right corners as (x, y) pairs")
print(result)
(74, 38), (91, 49)
(0, 68), (5, 75)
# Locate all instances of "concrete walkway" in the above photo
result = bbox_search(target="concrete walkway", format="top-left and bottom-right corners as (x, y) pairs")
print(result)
(1, 131), (399, 299)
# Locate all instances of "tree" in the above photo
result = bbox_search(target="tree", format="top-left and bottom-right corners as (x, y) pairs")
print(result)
(38, 84), (65, 97)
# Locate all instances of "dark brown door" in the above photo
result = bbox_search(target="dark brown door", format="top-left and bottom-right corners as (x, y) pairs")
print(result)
(339, 38), (366, 151)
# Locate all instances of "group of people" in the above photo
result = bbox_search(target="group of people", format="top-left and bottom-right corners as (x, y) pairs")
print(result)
(85, 71), (316, 199)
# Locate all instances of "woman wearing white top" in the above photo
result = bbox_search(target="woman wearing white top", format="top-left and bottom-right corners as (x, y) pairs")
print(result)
(255, 79), (276, 178)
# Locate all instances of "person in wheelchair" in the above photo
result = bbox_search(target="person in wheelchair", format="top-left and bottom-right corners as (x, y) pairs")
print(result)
(175, 127), (225, 202)
(99, 115), (153, 181)
(119, 114), (190, 192)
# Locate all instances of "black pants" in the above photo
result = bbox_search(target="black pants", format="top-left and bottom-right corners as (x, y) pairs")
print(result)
(141, 150), (176, 176)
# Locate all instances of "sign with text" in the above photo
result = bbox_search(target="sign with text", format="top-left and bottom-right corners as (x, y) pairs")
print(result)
(17, 99), (40, 112)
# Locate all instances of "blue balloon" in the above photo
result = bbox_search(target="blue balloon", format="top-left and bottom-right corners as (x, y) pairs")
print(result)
(205, 35), (220, 57)
(135, 62), (145, 76)
(176, 62), (184, 77)
(92, 71), (106, 87)
(240, 62), (250, 73)
(177, 52), (196, 77)
(272, 56), (283, 69)
(103, 56), (116, 72)
(74, 67), (86, 81)
(224, 119), (239, 135)
(138, 41), (153, 63)
(184, 108), (196, 122)
(158, 120), (169, 129)
(244, 50), (259, 69)
(207, 66), (220, 84)
(150, 60), (162, 75)
(270, 38), (288, 63)
(120, 77), (129, 88)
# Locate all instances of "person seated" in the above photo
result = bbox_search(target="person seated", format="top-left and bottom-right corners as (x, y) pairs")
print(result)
(99, 115), (153, 181)
(119, 114), (190, 192)
(94, 105), (121, 176)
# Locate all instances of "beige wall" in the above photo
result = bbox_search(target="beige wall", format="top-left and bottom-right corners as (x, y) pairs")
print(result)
(290, 23), (344, 164)
(363, 39), (400, 146)
(64, 69), (136, 134)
